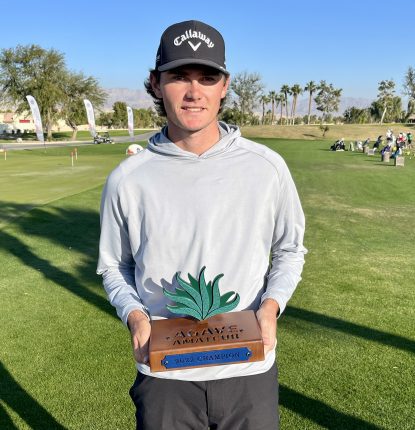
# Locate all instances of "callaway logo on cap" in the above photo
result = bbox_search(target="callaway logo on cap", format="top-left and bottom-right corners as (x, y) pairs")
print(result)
(155, 20), (229, 75)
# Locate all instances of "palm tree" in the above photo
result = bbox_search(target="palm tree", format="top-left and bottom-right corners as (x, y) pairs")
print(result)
(280, 85), (290, 125)
(268, 91), (277, 124)
(276, 93), (284, 125)
(259, 94), (270, 124)
(304, 81), (317, 124)
(273, 94), (281, 125)
(290, 84), (303, 125)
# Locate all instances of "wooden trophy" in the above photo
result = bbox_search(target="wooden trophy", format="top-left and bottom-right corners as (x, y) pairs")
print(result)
(149, 267), (265, 372)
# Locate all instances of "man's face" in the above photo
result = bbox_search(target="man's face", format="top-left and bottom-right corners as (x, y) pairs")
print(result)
(151, 65), (229, 135)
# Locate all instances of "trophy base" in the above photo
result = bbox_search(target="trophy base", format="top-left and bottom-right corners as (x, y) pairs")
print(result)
(149, 310), (264, 372)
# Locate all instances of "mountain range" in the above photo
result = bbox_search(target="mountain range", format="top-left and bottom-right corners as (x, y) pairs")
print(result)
(103, 88), (153, 111)
(103, 88), (374, 116)
(294, 97), (373, 116)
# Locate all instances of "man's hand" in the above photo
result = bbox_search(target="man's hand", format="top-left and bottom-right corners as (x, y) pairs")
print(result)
(256, 299), (279, 355)
(127, 310), (151, 364)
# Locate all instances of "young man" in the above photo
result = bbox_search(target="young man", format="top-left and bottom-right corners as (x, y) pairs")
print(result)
(97, 20), (307, 429)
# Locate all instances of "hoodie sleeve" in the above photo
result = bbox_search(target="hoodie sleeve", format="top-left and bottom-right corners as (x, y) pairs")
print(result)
(260, 160), (307, 315)
(97, 167), (149, 325)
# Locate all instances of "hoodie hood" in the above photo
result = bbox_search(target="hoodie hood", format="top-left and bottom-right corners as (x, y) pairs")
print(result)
(147, 121), (241, 159)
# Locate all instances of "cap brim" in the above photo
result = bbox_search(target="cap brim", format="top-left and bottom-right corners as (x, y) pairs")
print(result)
(158, 58), (229, 75)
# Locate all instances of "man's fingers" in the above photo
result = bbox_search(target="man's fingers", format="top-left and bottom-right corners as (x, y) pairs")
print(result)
(262, 329), (276, 353)
(128, 314), (151, 364)
(134, 348), (149, 364)
(262, 328), (277, 354)
(132, 338), (149, 364)
(256, 306), (277, 355)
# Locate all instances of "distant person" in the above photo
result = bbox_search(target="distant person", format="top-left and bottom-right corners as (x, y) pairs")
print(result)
(363, 137), (370, 147)
(391, 145), (401, 159)
(373, 135), (382, 150)
(407, 131), (413, 149)
(381, 142), (391, 155)
(386, 129), (393, 143)
(331, 138), (345, 151)
(393, 133), (405, 158)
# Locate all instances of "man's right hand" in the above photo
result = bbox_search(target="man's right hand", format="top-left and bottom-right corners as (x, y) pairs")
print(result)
(127, 310), (151, 364)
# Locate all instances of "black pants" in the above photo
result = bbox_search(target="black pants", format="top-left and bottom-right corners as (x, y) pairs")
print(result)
(129, 363), (279, 430)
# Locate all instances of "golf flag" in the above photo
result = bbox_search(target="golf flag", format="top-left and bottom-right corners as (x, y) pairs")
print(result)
(83, 99), (97, 137)
(26, 95), (44, 143)
(127, 106), (134, 139)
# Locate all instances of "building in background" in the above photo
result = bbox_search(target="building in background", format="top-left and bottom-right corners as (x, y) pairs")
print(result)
(0, 111), (34, 133)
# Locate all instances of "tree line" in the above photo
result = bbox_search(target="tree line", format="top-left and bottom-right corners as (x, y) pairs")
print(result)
(0, 45), (158, 140)
(1, 45), (415, 137)
(0, 45), (105, 140)
(221, 75), (343, 126)
(222, 70), (415, 126)
(344, 74), (415, 124)
(97, 102), (161, 131)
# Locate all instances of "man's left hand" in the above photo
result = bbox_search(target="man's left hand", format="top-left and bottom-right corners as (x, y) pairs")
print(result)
(256, 299), (279, 355)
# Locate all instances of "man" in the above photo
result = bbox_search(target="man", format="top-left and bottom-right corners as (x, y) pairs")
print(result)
(97, 20), (306, 429)
(407, 131), (412, 149)
(386, 128), (393, 143)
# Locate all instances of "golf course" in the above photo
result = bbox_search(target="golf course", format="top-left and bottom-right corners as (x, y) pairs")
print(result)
(0, 130), (414, 429)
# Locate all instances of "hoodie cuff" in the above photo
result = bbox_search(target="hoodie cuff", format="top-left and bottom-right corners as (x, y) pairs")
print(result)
(121, 304), (150, 326)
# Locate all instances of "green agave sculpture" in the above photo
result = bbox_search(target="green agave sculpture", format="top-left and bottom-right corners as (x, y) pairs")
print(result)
(163, 267), (240, 321)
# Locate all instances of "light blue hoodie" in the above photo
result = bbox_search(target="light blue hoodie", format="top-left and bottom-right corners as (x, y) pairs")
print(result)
(97, 122), (306, 380)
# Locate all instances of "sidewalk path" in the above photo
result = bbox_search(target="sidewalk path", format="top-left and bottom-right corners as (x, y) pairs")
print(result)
(0, 131), (158, 151)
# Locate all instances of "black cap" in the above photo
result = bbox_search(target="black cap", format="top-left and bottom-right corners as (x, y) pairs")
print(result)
(155, 20), (229, 75)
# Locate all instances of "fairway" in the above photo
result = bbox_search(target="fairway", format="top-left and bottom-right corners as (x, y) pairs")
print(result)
(0, 139), (414, 429)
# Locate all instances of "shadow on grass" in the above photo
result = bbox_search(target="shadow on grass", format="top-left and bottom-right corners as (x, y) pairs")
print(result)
(50, 132), (73, 140)
(0, 405), (17, 430)
(280, 384), (382, 429)
(362, 158), (395, 166)
(0, 201), (411, 430)
(2, 200), (414, 355)
(285, 306), (415, 354)
(0, 202), (38, 228)
(0, 361), (67, 430)
(0, 202), (116, 320)
(0, 228), (115, 319)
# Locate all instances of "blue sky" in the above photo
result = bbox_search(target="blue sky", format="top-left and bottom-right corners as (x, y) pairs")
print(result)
(1, 0), (413, 101)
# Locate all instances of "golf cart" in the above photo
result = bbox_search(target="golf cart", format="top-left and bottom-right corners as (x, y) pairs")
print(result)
(94, 132), (113, 144)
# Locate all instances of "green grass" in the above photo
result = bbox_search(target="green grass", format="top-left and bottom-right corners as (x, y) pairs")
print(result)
(256, 139), (415, 429)
(0, 144), (133, 227)
(0, 138), (414, 429)
(241, 123), (415, 141)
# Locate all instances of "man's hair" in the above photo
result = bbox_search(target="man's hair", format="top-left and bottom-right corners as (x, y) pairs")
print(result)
(144, 69), (228, 118)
